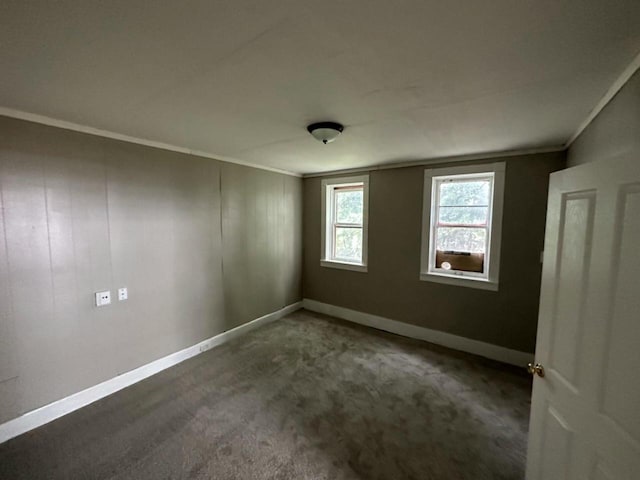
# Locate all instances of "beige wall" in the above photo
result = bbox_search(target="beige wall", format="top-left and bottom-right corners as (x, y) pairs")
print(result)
(303, 152), (566, 353)
(568, 69), (640, 167)
(0, 116), (302, 424)
(221, 163), (303, 326)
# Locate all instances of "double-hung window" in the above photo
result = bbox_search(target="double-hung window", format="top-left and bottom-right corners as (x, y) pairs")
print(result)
(321, 175), (369, 272)
(420, 163), (505, 290)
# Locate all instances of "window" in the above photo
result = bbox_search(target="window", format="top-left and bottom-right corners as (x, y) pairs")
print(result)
(420, 163), (505, 290)
(321, 175), (369, 272)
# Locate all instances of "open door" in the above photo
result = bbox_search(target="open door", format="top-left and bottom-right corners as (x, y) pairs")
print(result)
(525, 155), (640, 479)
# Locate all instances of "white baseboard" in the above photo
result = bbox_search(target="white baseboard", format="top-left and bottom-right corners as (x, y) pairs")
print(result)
(302, 299), (533, 367)
(0, 301), (303, 445)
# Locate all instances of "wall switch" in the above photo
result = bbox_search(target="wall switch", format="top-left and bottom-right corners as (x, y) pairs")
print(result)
(95, 290), (111, 307)
(118, 287), (128, 301)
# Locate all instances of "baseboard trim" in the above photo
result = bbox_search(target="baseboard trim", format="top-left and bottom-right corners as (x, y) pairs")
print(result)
(0, 301), (302, 445)
(302, 299), (533, 367)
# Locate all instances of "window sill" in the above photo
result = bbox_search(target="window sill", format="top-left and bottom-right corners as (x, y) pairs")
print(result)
(419, 272), (498, 291)
(321, 260), (368, 273)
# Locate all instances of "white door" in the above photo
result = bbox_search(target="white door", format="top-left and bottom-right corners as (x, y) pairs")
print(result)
(526, 154), (640, 480)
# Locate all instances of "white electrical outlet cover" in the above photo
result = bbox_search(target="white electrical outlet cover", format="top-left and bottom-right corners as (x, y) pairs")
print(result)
(118, 287), (128, 301)
(95, 290), (111, 307)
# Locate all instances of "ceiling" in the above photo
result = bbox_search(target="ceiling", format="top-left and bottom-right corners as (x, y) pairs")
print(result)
(1, 1), (639, 175)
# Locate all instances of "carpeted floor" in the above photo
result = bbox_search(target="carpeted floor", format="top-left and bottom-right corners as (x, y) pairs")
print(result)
(0, 310), (532, 480)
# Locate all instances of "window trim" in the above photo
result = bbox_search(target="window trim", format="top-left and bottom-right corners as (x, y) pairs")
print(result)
(321, 175), (369, 272)
(420, 163), (505, 290)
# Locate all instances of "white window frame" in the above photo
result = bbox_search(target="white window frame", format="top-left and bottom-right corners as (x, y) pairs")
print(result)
(321, 175), (369, 272)
(420, 162), (505, 291)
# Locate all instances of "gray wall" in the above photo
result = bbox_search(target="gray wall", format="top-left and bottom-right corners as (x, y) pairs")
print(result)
(303, 152), (565, 353)
(568, 69), (640, 167)
(0, 116), (302, 424)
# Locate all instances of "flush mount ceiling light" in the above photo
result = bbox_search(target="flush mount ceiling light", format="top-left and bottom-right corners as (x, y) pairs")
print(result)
(307, 122), (344, 144)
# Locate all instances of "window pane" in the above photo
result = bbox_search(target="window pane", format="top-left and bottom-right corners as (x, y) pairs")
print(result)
(334, 227), (362, 261)
(439, 206), (488, 225)
(436, 227), (486, 253)
(439, 180), (490, 206)
(335, 189), (363, 224)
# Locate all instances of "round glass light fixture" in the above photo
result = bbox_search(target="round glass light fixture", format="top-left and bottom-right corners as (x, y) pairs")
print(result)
(307, 122), (344, 144)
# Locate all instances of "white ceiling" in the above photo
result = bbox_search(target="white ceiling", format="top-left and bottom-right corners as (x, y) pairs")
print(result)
(1, 1), (639, 174)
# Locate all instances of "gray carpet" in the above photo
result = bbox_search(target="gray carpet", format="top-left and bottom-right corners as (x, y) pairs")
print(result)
(0, 310), (532, 480)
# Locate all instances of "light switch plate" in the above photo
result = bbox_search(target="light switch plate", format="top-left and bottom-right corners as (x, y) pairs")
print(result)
(95, 290), (111, 307)
(118, 287), (128, 301)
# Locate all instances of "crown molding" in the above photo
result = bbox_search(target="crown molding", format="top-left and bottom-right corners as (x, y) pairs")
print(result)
(5, 48), (638, 178)
(0, 107), (302, 178)
(302, 145), (565, 178)
(565, 50), (640, 148)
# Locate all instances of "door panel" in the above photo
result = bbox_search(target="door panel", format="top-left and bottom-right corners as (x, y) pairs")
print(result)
(549, 192), (595, 389)
(539, 406), (573, 480)
(526, 156), (640, 480)
(601, 184), (640, 443)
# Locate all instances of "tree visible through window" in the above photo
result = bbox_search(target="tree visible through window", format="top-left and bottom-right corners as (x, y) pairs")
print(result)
(420, 163), (505, 288)
(333, 187), (364, 261)
(436, 179), (490, 255)
(321, 175), (369, 270)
